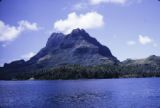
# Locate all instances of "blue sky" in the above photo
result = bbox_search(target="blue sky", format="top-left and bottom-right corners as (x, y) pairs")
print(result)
(0, 0), (160, 66)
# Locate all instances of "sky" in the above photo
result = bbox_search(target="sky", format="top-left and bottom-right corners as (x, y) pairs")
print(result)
(0, 0), (160, 66)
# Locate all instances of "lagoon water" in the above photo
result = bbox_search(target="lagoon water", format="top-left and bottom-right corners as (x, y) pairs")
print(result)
(0, 78), (160, 108)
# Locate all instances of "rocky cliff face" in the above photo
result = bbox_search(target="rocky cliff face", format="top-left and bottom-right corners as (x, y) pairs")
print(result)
(28, 28), (119, 68)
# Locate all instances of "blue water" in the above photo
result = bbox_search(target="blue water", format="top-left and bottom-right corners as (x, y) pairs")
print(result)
(0, 78), (160, 108)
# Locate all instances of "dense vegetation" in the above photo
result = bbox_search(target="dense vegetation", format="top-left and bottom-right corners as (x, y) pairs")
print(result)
(0, 64), (160, 80)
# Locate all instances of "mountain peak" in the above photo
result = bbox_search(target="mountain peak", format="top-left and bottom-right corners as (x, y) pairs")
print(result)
(68, 28), (88, 38)
(148, 55), (158, 59)
(146, 55), (160, 61)
(28, 28), (119, 67)
(71, 28), (86, 34)
(46, 32), (64, 48)
(51, 32), (64, 37)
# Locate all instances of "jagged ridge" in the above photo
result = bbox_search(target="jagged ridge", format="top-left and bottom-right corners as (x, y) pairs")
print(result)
(27, 28), (119, 68)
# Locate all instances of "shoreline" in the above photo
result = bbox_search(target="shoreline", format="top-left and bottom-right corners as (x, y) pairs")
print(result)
(0, 76), (159, 81)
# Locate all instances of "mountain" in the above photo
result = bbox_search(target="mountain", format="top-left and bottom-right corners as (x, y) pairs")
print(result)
(3, 28), (119, 69)
(27, 28), (119, 68)
(122, 55), (160, 66)
(1, 29), (160, 80)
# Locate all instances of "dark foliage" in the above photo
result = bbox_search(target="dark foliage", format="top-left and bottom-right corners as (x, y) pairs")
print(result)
(0, 64), (160, 80)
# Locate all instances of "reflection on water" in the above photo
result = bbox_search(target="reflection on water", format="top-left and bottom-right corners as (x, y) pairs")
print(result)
(50, 92), (108, 106)
(0, 78), (160, 108)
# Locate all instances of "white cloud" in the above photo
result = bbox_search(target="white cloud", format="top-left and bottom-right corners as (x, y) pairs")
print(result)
(72, 0), (143, 11)
(54, 12), (104, 34)
(0, 20), (40, 42)
(73, 3), (88, 10)
(153, 43), (158, 47)
(0, 21), (21, 42)
(138, 35), (153, 45)
(127, 34), (157, 47)
(21, 52), (35, 60)
(127, 40), (136, 45)
(18, 20), (39, 31)
(89, 0), (128, 5)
